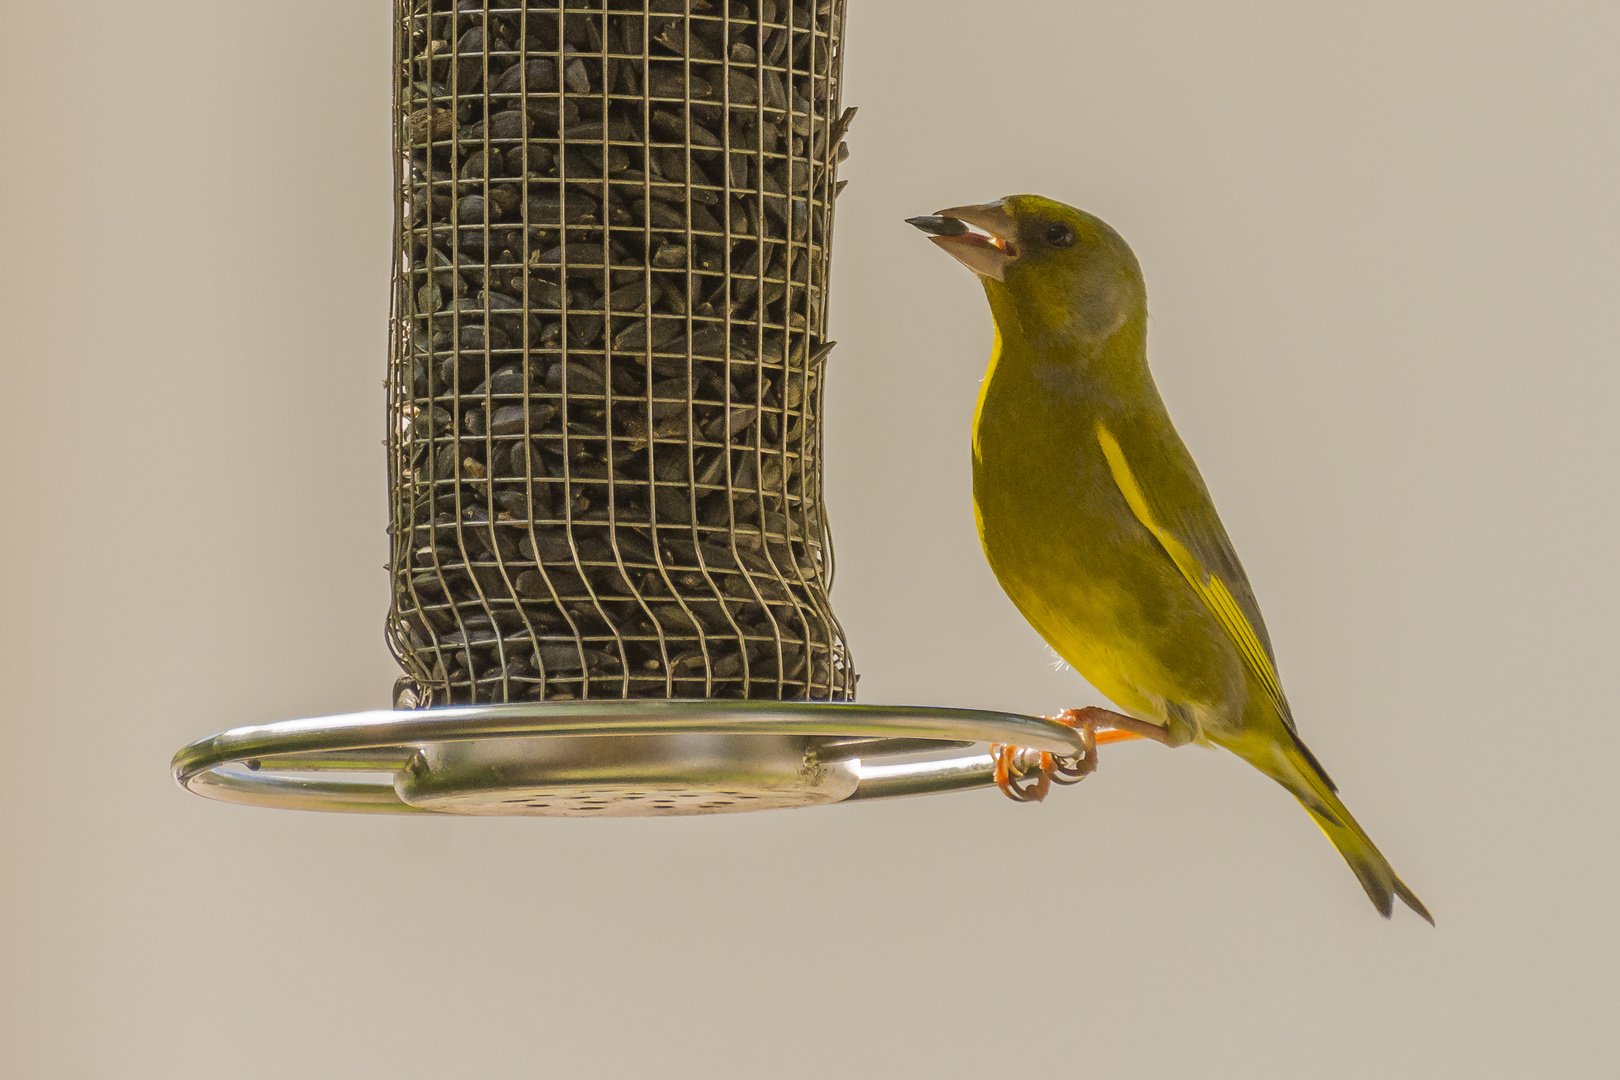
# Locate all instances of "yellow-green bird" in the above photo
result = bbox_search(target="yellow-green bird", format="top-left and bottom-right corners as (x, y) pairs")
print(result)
(908, 195), (1431, 922)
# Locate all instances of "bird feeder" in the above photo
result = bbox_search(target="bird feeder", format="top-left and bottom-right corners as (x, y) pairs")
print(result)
(172, 0), (1088, 815)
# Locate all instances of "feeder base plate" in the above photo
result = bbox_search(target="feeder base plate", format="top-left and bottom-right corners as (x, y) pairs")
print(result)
(397, 733), (857, 816)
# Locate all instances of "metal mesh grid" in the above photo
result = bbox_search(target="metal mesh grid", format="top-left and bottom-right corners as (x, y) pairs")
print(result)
(387, 0), (856, 706)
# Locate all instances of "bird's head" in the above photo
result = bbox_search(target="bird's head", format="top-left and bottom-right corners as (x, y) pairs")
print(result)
(908, 195), (1145, 345)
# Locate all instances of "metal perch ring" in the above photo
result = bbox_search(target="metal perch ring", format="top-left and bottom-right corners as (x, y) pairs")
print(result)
(172, 701), (1087, 816)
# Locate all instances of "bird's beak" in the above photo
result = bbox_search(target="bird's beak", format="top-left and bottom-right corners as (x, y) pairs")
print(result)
(906, 201), (1020, 281)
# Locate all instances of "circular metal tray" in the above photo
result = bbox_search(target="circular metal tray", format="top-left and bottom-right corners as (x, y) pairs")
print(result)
(170, 701), (1085, 816)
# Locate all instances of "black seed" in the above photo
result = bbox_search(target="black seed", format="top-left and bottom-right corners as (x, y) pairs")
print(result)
(493, 60), (558, 95)
(487, 403), (557, 436)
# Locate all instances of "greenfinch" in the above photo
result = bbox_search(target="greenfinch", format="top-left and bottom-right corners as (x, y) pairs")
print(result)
(909, 196), (1431, 922)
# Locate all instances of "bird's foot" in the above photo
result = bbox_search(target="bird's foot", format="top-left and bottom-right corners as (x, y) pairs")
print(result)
(1043, 707), (1101, 786)
(992, 706), (1149, 804)
(990, 742), (1051, 802)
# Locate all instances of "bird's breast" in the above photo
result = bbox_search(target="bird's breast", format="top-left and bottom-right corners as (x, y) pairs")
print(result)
(971, 389), (1123, 629)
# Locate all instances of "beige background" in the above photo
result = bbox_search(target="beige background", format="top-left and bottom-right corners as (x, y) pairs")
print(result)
(3, 0), (1617, 1076)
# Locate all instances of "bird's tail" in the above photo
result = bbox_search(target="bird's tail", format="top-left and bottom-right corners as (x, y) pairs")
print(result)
(1256, 733), (1432, 924)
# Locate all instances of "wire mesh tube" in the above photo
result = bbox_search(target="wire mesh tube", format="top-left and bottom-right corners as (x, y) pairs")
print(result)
(388, 0), (856, 707)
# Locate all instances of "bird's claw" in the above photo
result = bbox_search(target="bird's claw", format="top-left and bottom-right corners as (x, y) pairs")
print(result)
(991, 708), (1100, 802)
(991, 742), (1051, 802)
(1045, 708), (1099, 785)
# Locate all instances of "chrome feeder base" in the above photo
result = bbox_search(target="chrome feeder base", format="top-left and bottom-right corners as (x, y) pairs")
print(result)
(171, 701), (1086, 816)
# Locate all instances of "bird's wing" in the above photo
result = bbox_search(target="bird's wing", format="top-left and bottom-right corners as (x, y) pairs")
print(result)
(1096, 422), (1296, 732)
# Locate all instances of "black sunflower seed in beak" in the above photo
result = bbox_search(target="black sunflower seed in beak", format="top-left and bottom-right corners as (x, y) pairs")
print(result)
(905, 215), (969, 237)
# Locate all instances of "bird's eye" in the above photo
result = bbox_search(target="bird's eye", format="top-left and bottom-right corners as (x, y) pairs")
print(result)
(1045, 223), (1075, 248)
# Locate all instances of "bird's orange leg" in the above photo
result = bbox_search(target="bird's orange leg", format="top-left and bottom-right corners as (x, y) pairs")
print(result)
(1083, 708), (1180, 747)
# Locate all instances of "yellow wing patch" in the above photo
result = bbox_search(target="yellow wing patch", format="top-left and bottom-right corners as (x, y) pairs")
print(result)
(1096, 424), (1292, 723)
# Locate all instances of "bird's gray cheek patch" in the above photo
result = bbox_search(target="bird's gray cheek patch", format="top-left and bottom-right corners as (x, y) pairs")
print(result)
(1076, 280), (1131, 341)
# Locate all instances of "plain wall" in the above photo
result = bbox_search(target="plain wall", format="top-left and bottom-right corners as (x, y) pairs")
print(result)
(2, 1), (1616, 1076)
